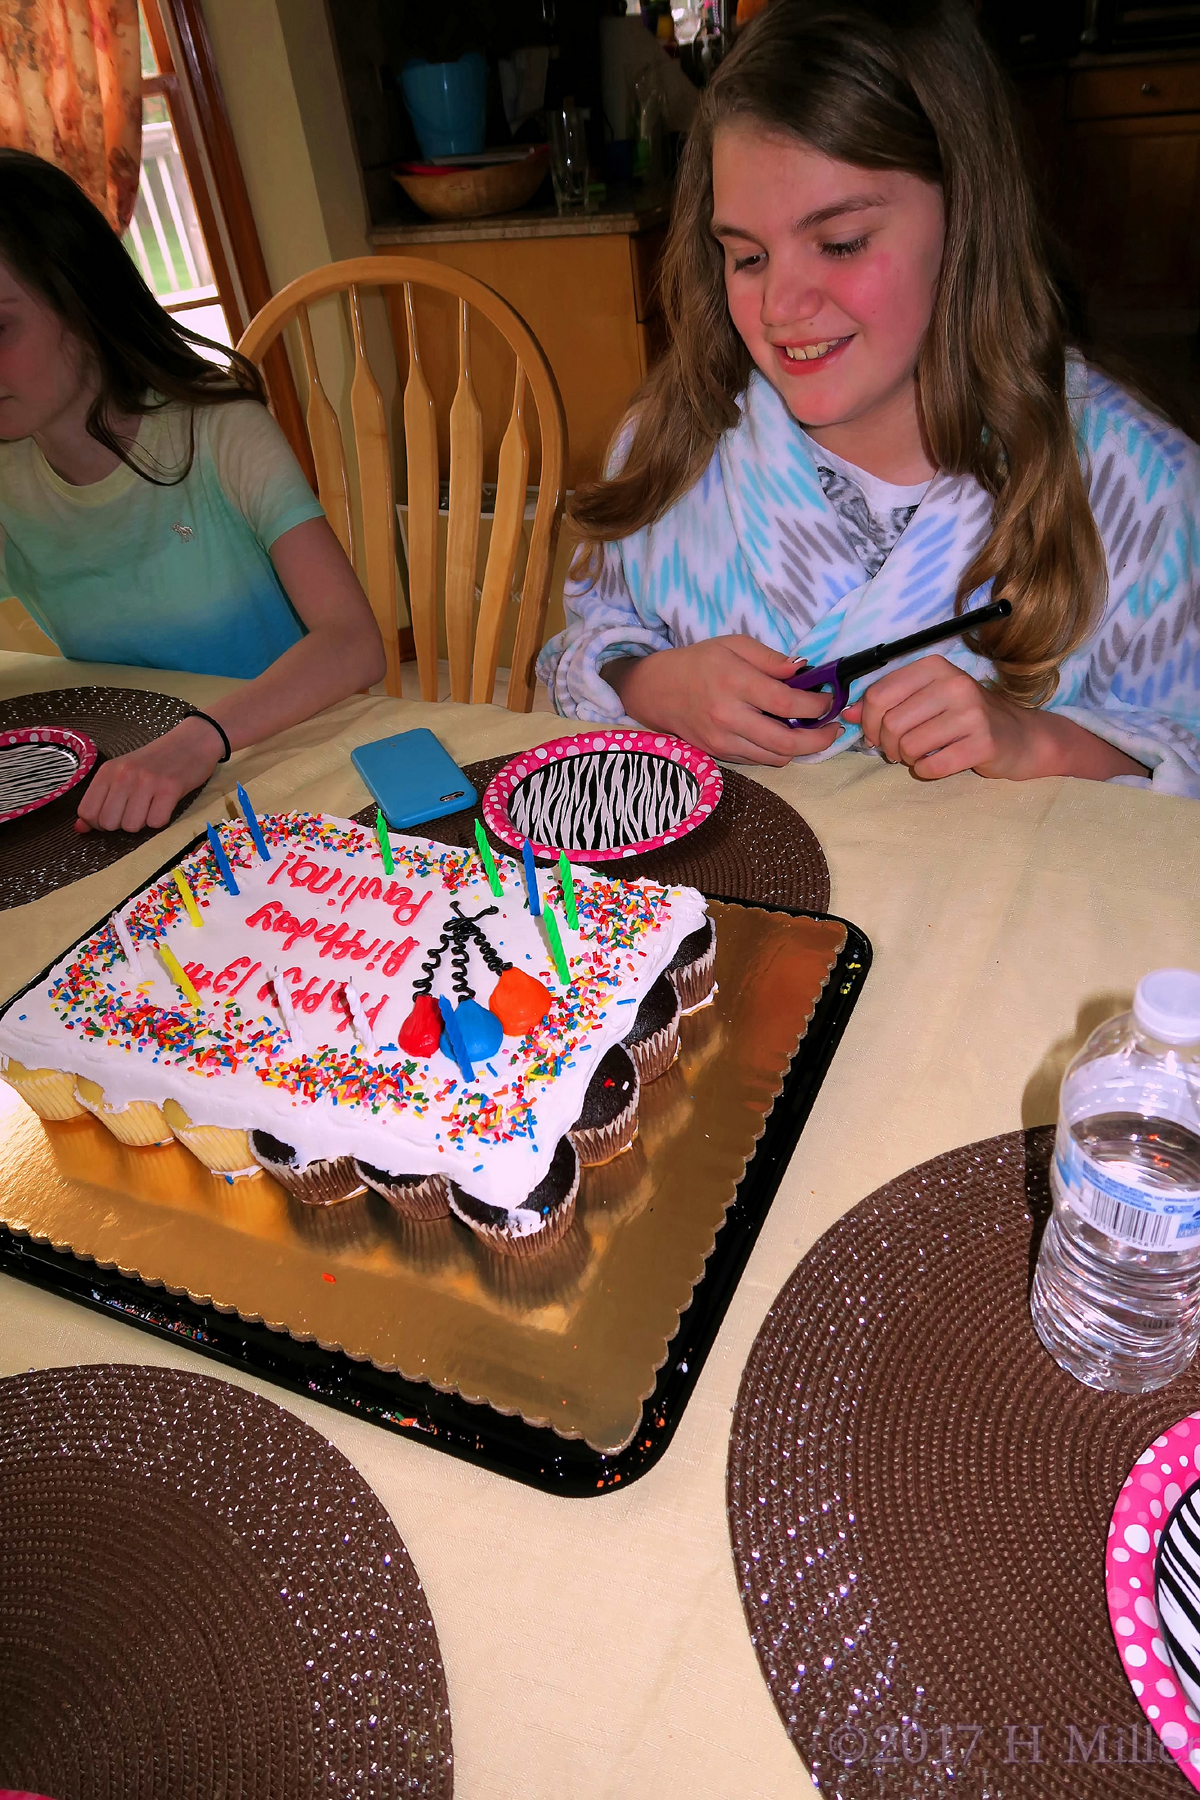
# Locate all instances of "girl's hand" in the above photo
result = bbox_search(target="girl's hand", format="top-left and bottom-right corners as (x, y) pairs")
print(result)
(74, 717), (223, 833)
(604, 636), (842, 765)
(843, 655), (1149, 781)
(75, 518), (385, 835)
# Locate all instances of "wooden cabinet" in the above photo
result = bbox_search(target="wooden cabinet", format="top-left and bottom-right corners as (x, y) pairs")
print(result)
(1062, 113), (1200, 308)
(1024, 57), (1200, 316)
(1067, 60), (1200, 120)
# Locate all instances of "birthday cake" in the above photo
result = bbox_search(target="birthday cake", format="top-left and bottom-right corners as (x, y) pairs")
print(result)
(0, 812), (714, 1257)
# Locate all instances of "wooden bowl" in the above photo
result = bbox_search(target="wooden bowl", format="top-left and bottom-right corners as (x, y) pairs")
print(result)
(392, 147), (550, 221)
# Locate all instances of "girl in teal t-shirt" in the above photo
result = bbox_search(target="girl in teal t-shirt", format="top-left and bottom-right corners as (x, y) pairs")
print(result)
(0, 150), (386, 831)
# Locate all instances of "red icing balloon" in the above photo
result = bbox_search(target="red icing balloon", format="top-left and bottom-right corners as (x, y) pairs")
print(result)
(489, 966), (553, 1035)
(397, 993), (443, 1056)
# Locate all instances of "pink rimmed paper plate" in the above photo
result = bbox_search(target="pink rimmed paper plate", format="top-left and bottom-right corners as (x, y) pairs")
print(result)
(0, 725), (97, 826)
(481, 730), (723, 863)
(1108, 1413), (1200, 1787)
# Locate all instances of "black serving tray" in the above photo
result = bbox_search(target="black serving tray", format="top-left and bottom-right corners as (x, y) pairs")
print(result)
(0, 844), (870, 1496)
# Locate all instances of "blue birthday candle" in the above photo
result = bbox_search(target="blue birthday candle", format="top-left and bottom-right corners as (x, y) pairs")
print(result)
(206, 822), (239, 896)
(521, 838), (541, 916)
(437, 994), (475, 1083)
(236, 782), (271, 861)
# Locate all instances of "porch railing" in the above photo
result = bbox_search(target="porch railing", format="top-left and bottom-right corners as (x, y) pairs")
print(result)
(124, 118), (217, 309)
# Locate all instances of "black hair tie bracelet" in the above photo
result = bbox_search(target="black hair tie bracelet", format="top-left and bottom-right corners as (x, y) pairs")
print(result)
(181, 708), (232, 764)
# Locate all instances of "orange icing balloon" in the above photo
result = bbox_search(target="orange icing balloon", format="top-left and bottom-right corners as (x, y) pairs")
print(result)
(488, 966), (552, 1035)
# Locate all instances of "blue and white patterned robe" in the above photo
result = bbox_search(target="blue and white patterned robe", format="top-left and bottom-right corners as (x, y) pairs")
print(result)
(539, 364), (1200, 797)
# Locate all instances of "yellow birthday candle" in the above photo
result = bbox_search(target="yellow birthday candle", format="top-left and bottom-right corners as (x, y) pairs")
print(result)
(172, 868), (203, 927)
(159, 942), (202, 1007)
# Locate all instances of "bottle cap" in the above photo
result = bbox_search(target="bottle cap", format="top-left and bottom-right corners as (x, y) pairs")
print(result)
(1134, 968), (1200, 1044)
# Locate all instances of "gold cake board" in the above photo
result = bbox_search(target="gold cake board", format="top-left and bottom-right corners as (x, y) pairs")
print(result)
(0, 905), (846, 1456)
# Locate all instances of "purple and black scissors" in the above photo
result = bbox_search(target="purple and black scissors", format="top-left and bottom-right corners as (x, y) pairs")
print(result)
(783, 597), (1013, 729)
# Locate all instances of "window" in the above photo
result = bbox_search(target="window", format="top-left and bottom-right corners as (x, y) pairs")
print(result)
(130, 0), (313, 478)
(129, 13), (230, 347)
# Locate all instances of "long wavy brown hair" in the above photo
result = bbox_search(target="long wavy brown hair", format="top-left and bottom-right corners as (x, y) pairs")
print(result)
(569, 0), (1106, 705)
(0, 149), (266, 487)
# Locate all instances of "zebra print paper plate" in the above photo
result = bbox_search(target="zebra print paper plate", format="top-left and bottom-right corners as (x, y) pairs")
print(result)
(0, 726), (97, 827)
(482, 730), (723, 863)
(1107, 1414), (1200, 1789)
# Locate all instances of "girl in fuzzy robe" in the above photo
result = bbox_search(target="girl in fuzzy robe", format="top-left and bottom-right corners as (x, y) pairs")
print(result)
(539, 0), (1200, 797)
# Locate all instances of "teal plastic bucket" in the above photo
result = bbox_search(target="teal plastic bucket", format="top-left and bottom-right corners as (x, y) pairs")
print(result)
(401, 53), (487, 160)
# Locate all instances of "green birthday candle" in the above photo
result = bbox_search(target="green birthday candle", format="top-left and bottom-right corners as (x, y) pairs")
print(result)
(375, 808), (395, 876)
(557, 850), (578, 929)
(474, 818), (503, 897)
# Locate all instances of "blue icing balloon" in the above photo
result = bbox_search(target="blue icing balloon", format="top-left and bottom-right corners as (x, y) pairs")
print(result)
(452, 998), (504, 1061)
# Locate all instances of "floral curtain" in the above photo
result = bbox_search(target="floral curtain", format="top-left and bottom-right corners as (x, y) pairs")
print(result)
(0, 0), (142, 231)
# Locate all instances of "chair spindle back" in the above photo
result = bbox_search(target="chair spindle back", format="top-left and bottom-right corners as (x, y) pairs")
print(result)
(238, 256), (568, 711)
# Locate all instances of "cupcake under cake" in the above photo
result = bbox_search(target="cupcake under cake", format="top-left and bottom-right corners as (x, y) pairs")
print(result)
(0, 812), (715, 1258)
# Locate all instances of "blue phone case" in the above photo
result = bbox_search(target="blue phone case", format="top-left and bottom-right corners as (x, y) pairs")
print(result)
(350, 728), (477, 830)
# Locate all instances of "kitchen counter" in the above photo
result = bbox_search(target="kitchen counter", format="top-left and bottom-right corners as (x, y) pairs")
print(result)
(370, 185), (672, 247)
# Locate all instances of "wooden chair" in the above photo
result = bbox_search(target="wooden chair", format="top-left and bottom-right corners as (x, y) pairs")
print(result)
(237, 256), (568, 709)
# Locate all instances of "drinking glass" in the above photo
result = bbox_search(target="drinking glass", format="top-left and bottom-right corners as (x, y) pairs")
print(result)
(548, 104), (590, 212)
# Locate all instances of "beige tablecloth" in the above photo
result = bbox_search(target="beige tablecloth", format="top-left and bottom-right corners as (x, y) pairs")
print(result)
(2, 649), (1199, 1799)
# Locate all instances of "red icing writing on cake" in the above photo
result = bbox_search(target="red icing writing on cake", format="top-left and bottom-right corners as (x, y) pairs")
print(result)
(183, 956), (262, 997)
(264, 850), (433, 925)
(242, 901), (420, 973)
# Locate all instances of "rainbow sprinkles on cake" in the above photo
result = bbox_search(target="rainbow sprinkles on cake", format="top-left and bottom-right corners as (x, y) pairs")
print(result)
(0, 812), (716, 1257)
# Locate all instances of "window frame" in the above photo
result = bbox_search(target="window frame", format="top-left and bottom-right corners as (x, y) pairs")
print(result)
(140, 0), (315, 484)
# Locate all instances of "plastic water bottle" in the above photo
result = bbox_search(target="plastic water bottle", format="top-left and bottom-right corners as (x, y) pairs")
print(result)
(1030, 968), (1200, 1394)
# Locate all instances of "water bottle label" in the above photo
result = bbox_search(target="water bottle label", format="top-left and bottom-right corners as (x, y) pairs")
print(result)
(1053, 1127), (1200, 1249)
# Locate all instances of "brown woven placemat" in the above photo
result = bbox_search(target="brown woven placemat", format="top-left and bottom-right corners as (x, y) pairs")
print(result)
(0, 688), (204, 912)
(409, 756), (830, 912)
(0, 1365), (452, 1799)
(728, 1128), (1200, 1798)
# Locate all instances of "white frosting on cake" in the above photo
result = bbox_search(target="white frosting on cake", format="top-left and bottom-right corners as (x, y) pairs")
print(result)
(0, 813), (708, 1212)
